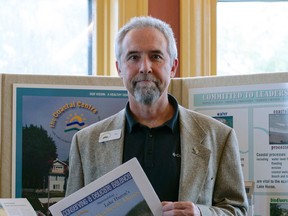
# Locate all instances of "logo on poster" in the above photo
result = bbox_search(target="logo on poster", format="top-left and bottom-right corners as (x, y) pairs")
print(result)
(65, 113), (87, 132)
(50, 101), (97, 129)
(49, 101), (98, 144)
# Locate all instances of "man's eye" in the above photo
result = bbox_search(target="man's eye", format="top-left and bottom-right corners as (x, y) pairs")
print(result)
(152, 55), (162, 60)
(127, 55), (138, 61)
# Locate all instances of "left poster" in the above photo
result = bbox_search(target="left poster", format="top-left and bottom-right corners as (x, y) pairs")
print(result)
(12, 84), (128, 215)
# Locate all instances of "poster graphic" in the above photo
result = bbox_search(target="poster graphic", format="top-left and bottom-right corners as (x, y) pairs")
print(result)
(269, 114), (288, 145)
(13, 84), (128, 215)
(189, 83), (288, 216)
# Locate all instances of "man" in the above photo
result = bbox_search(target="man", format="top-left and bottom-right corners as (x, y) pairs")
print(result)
(66, 16), (248, 215)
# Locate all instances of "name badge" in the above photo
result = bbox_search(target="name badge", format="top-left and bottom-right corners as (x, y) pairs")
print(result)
(99, 129), (122, 142)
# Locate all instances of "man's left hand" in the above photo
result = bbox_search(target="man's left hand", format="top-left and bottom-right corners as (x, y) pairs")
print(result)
(162, 201), (201, 216)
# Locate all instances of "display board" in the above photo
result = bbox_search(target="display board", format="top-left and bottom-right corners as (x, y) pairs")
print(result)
(187, 74), (288, 216)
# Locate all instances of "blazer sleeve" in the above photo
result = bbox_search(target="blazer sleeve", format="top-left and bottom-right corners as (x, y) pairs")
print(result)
(65, 133), (84, 196)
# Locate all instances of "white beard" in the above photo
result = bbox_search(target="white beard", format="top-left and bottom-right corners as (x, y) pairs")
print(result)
(134, 81), (160, 105)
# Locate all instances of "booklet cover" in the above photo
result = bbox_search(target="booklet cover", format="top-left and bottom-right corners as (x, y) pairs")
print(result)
(0, 198), (37, 216)
(48, 158), (162, 216)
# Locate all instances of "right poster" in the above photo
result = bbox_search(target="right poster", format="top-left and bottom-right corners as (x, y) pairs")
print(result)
(189, 82), (288, 216)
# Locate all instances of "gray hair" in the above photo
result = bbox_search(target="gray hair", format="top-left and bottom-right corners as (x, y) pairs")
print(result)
(115, 16), (178, 65)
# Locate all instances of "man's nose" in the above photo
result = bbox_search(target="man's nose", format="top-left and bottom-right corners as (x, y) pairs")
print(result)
(139, 57), (152, 74)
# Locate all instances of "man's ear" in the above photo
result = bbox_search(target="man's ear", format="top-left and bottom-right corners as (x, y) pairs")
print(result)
(170, 58), (179, 78)
(116, 61), (122, 77)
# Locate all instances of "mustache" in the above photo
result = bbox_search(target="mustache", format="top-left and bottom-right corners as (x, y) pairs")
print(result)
(132, 74), (159, 84)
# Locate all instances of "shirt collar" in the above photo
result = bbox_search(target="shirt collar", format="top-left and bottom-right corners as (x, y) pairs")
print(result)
(125, 94), (179, 133)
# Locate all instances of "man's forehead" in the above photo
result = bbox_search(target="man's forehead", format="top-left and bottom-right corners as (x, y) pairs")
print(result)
(124, 27), (166, 42)
(122, 28), (167, 49)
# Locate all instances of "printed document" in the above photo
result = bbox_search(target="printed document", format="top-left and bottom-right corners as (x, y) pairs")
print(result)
(0, 198), (37, 216)
(49, 158), (161, 216)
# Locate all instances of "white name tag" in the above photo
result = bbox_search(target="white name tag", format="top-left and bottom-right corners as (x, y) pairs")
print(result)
(99, 129), (122, 142)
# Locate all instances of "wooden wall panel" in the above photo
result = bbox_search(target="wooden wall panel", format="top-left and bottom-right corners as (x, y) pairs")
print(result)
(148, 0), (180, 77)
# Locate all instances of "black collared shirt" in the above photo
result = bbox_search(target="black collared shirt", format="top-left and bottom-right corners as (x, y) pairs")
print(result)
(123, 94), (181, 201)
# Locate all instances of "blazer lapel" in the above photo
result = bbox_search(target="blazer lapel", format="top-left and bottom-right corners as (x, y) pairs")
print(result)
(178, 107), (211, 202)
(97, 109), (126, 172)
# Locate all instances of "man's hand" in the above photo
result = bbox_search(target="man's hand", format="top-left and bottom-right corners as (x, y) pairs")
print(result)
(162, 201), (201, 216)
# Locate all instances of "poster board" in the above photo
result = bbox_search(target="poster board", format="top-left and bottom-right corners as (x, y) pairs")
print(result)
(188, 76), (288, 216)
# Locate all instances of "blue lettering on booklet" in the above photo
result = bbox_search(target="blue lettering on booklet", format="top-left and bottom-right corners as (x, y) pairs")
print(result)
(61, 172), (133, 216)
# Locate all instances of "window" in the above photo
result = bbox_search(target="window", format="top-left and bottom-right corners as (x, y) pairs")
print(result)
(0, 0), (92, 75)
(53, 184), (60, 190)
(217, 1), (288, 75)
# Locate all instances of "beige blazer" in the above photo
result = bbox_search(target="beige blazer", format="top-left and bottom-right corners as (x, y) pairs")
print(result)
(66, 105), (248, 215)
